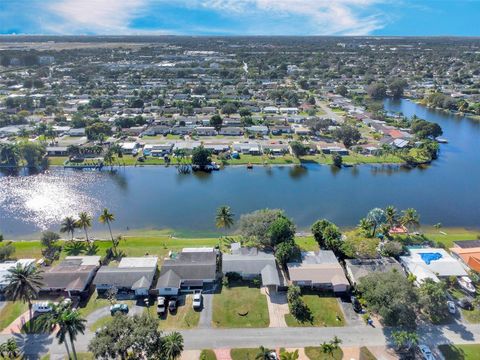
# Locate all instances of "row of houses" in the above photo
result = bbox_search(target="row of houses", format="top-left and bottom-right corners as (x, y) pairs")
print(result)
(3, 240), (476, 301)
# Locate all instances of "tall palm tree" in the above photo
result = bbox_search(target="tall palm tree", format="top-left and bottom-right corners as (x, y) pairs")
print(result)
(64, 309), (86, 360)
(162, 332), (184, 360)
(400, 208), (420, 234)
(37, 303), (72, 359)
(385, 206), (398, 228)
(77, 212), (92, 243)
(4, 263), (44, 330)
(98, 208), (115, 242)
(215, 206), (234, 229)
(256, 346), (274, 360)
(60, 216), (78, 241)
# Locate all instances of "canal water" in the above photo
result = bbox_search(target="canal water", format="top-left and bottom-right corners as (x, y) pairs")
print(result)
(1, 99), (479, 238)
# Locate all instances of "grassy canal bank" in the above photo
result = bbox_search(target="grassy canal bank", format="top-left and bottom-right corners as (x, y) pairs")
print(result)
(5, 227), (479, 261)
(47, 152), (405, 168)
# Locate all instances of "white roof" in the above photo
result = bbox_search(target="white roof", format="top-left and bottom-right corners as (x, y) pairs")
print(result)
(182, 247), (215, 253)
(118, 257), (158, 268)
(400, 248), (467, 282)
(65, 256), (101, 266)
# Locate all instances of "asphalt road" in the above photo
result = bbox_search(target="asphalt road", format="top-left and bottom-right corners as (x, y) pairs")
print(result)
(3, 321), (480, 358)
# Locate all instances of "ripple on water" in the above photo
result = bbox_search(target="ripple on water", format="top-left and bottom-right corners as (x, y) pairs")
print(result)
(0, 170), (105, 231)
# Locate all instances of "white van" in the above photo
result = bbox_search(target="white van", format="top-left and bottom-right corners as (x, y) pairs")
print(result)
(32, 302), (52, 314)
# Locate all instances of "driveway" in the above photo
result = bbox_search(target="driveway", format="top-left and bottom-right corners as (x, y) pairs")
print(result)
(198, 294), (213, 328)
(338, 298), (364, 327)
(262, 288), (288, 328)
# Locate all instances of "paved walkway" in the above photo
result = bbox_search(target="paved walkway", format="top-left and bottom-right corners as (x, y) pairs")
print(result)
(342, 346), (361, 360)
(261, 287), (288, 328)
(181, 350), (201, 360)
(214, 348), (232, 360)
(198, 294), (213, 328)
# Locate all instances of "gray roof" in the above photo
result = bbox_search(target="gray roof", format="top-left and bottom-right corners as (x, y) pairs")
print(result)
(223, 251), (275, 274)
(156, 269), (182, 288)
(260, 264), (280, 286)
(93, 267), (156, 289)
(155, 251), (217, 289)
(344, 258), (404, 284)
(41, 259), (99, 292)
(454, 240), (480, 249)
(223, 248), (280, 286)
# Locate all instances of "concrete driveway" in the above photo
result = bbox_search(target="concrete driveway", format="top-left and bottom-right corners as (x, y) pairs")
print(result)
(262, 288), (288, 328)
(198, 294), (213, 328)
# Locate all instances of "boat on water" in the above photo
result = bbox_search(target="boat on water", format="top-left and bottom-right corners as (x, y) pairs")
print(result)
(436, 137), (448, 143)
(247, 163), (253, 169)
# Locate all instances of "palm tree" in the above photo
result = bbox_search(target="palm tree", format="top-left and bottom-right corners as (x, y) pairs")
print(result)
(280, 349), (299, 360)
(4, 263), (44, 330)
(400, 208), (420, 234)
(358, 218), (372, 236)
(215, 206), (234, 229)
(385, 205), (398, 228)
(64, 309), (87, 360)
(77, 212), (92, 243)
(37, 303), (72, 359)
(0, 338), (21, 359)
(60, 216), (78, 241)
(256, 346), (274, 360)
(162, 332), (184, 360)
(320, 342), (335, 358)
(98, 208), (115, 242)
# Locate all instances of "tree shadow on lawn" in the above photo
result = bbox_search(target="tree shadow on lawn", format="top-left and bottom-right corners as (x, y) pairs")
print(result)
(11, 331), (53, 358)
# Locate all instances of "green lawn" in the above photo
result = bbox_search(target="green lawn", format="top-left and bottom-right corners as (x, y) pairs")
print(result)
(223, 154), (299, 166)
(360, 347), (377, 360)
(0, 301), (29, 331)
(231, 348), (263, 360)
(438, 344), (480, 360)
(7, 233), (315, 262)
(462, 308), (480, 323)
(304, 347), (343, 360)
(285, 294), (345, 327)
(88, 314), (114, 332)
(200, 349), (217, 360)
(420, 227), (480, 248)
(147, 295), (200, 329)
(212, 282), (269, 328)
(301, 153), (404, 165)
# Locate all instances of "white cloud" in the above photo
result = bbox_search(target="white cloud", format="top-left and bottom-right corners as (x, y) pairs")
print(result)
(45, 0), (149, 34)
(196, 0), (386, 35)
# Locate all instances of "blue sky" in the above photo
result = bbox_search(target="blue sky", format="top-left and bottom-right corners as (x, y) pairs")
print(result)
(1, 0), (479, 36)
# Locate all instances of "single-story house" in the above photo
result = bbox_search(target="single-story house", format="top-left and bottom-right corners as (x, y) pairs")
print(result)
(68, 128), (86, 137)
(93, 257), (158, 297)
(195, 127), (217, 136)
(0, 259), (36, 291)
(246, 125), (269, 135)
(222, 244), (284, 292)
(450, 244), (480, 273)
(287, 251), (349, 293)
(219, 127), (244, 136)
(156, 248), (218, 296)
(40, 256), (101, 297)
(400, 248), (468, 284)
(119, 142), (137, 154)
(46, 146), (69, 156)
(344, 257), (404, 286)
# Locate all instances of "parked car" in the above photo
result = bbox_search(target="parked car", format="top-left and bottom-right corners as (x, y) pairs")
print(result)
(447, 300), (456, 314)
(456, 298), (473, 310)
(418, 344), (436, 360)
(192, 292), (203, 310)
(33, 302), (52, 314)
(110, 303), (129, 316)
(351, 296), (362, 313)
(168, 297), (178, 313)
(458, 276), (476, 295)
(157, 296), (166, 316)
